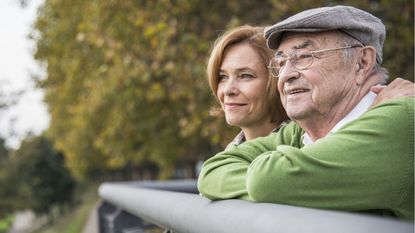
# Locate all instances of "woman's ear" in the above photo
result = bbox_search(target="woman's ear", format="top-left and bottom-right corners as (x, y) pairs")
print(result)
(355, 46), (377, 85)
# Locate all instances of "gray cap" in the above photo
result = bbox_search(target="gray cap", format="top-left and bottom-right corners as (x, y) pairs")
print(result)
(264, 5), (385, 64)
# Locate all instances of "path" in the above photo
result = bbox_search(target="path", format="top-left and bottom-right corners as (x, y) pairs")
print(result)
(81, 201), (100, 233)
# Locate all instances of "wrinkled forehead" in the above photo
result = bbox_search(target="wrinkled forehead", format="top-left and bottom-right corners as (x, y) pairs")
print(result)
(277, 31), (341, 52)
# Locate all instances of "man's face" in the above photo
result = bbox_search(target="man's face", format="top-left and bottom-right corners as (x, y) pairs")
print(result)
(276, 32), (356, 121)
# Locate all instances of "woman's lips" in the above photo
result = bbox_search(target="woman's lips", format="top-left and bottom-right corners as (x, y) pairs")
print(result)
(225, 103), (247, 109)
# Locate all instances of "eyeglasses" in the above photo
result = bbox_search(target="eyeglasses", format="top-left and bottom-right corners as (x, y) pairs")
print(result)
(268, 45), (362, 78)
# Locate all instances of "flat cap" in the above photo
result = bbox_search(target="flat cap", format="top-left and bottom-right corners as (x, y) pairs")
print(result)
(265, 5), (385, 64)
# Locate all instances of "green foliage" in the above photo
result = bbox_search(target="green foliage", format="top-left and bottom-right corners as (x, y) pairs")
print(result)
(0, 138), (18, 218)
(10, 136), (76, 214)
(0, 214), (14, 233)
(32, 0), (414, 179)
(0, 138), (8, 162)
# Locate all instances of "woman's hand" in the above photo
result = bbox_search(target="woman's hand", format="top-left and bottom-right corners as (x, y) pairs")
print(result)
(371, 78), (414, 107)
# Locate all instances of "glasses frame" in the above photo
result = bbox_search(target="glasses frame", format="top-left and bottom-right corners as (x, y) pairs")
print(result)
(268, 45), (362, 78)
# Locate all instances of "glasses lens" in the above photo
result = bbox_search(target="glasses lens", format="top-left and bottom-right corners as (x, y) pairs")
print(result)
(292, 52), (313, 70)
(268, 58), (280, 77)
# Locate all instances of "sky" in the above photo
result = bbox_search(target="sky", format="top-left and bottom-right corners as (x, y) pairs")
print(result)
(0, 0), (48, 148)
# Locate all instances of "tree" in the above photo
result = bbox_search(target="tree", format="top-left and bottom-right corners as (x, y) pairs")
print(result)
(11, 136), (75, 214)
(32, 0), (414, 179)
(0, 138), (8, 161)
(0, 137), (15, 219)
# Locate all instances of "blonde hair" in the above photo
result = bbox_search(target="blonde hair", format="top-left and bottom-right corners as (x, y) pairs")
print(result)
(207, 25), (287, 124)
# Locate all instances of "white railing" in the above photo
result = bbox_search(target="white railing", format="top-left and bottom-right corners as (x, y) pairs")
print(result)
(98, 180), (413, 233)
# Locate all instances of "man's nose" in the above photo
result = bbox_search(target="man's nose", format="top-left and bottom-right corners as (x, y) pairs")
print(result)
(278, 61), (300, 83)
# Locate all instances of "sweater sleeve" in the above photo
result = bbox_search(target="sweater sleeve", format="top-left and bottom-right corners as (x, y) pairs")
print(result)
(246, 98), (414, 219)
(197, 122), (303, 200)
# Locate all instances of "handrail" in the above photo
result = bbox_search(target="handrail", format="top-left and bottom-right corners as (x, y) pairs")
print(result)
(98, 180), (413, 233)
(111, 179), (198, 193)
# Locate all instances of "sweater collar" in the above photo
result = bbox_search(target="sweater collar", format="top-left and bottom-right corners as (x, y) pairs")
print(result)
(302, 91), (377, 145)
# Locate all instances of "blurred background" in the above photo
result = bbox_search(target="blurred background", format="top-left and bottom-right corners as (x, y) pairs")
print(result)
(0, 0), (413, 232)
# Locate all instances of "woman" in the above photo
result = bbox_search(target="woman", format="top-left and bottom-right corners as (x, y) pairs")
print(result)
(207, 25), (289, 146)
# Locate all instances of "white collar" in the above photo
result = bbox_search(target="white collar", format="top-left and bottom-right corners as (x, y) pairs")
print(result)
(302, 91), (377, 145)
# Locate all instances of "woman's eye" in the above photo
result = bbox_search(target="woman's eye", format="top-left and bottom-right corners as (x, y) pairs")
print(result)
(218, 75), (228, 81)
(240, 73), (254, 79)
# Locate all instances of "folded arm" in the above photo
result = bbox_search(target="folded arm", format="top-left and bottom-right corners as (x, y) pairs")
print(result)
(198, 98), (414, 219)
(197, 122), (303, 200)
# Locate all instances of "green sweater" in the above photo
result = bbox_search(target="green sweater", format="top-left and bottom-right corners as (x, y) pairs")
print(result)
(198, 98), (414, 220)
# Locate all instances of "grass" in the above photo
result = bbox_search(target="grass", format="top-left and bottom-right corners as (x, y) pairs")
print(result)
(0, 214), (15, 233)
(35, 183), (99, 233)
(32, 182), (166, 233)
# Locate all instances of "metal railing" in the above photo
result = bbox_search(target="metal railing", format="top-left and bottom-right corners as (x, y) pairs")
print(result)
(98, 179), (413, 233)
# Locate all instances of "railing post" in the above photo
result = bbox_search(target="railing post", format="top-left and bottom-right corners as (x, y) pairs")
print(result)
(98, 201), (159, 233)
(98, 201), (116, 233)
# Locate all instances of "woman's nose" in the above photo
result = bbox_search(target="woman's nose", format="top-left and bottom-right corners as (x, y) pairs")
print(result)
(224, 78), (239, 96)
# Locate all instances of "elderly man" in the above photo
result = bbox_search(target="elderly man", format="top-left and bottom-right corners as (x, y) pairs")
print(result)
(198, 6), (414, 220)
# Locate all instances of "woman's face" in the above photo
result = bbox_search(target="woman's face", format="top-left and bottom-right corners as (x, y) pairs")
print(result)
(217, 43), (272, 129)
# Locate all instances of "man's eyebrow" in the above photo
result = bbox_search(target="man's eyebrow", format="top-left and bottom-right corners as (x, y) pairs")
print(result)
(276, 40), (314, 55)
(292, 40), (314, 50)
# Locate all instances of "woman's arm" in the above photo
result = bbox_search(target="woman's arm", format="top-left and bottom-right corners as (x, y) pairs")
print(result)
(197, 122), (303, 200)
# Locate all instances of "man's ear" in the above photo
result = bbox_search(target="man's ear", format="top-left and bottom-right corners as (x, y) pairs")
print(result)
(355, 46), (377, 85)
